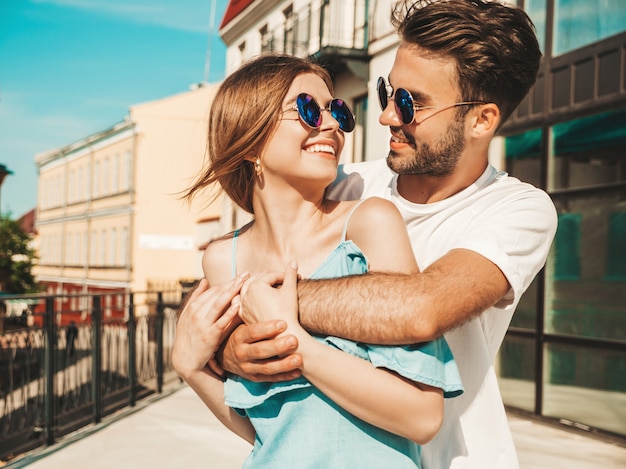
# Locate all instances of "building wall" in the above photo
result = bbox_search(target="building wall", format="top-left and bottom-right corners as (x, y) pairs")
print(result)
(34, 84), (225, 308)
(129, 84), (222, 293)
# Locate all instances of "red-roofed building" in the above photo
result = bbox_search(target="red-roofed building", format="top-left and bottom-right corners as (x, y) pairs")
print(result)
(220, 0), (256, 30)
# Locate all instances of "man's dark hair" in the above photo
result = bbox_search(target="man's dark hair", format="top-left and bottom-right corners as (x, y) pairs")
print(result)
(392, 0), (542, 125)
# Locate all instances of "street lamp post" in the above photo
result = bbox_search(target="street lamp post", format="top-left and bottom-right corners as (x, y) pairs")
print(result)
(0, 163), (13, 216)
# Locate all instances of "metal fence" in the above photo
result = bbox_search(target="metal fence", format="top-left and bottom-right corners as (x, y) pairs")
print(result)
(0, 290), (182, 463)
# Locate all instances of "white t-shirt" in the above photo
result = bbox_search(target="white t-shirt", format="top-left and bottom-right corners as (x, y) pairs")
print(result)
(327, 159), (558, 469)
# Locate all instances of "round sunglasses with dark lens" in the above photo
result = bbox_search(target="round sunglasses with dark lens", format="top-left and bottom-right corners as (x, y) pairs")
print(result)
(295, 94), (355, 133)
(377, 77), (485, 125)
(377, 77), (416, 125)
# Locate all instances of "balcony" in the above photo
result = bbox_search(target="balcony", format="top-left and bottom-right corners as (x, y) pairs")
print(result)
(260, 0), (369, 79)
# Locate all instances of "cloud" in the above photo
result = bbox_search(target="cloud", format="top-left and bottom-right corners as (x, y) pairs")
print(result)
(31, 0), (217, 34)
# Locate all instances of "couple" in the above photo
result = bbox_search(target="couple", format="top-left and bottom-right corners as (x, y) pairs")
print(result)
(173, 0), (557, 468)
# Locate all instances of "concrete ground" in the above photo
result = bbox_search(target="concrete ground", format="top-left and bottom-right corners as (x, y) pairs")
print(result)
(7, 383), (626, 469)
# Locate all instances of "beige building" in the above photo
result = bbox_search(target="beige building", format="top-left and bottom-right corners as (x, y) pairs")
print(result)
(34, 83), (228, 316)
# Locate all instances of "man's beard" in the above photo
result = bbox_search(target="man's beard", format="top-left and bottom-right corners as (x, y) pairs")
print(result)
(386, 118), (465, 177)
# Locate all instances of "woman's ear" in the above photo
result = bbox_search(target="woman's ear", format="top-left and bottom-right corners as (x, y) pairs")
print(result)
(470, 103), (500, 137)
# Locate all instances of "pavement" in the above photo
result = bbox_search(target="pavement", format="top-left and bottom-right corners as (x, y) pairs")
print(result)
(7, 382), (626, 469)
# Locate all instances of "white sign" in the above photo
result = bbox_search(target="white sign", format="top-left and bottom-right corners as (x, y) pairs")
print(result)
(139, 234), (194, 251)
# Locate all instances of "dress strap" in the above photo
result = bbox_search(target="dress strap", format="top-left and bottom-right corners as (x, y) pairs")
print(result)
(341, 199), (368, 242)
(231, 229), (240, 279)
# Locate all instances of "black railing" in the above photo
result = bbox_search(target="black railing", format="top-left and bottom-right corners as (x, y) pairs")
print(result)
(0, 290), (182, 463)
(260, 0), (368, 58)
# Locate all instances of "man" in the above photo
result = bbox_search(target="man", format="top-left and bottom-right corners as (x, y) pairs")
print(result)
(177, 1), (557, 467)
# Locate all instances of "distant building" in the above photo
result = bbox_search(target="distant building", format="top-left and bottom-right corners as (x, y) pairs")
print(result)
(34, 84), (227, 320)
(17, 208), (36, 236)
(218, 0), (626, 439)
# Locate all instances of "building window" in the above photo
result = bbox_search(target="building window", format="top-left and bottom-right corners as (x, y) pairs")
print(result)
(103, 157), (110, 196)
(553, 0), (626, 56)
(283, 5), (296, 55)
(238, 41), (246, 63)
(524, 0), (547, 54)
(123, 150), (132, 191)
(120, 227), (128, 266)
(505, 128), (543, 188)
(109, 228), (117, 266)
(83, 231), (88, 264)
(56, 174), (63, 207)
(100, 229), (107, 265)
(260, 24), (273, 52)
(549, 109), (626, 191)
(112, 153), (120, 194)
(93, 161), (100, 198)
(65, 232), (72, 265)
(606, 212), (626, 280)
(76, 166), (85, 201)
(74, 231), (81, 265)
(351, 95), (367, 163)
(90, 230), (97, 265)
(553, 213), (581, 281)
(68, 169), (75, 203)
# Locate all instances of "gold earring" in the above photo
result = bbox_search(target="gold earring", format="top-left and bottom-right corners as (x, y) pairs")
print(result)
(254, 157), (262, 176)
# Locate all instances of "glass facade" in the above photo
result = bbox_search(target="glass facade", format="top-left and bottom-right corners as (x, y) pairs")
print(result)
(524, 0), (547, 53)
(553, 0), (626, 56)
(543, 343), (626, 435)
(548, 190), (626, 342)
(502, 0), (626, 423)
(502, 111), (626, 437)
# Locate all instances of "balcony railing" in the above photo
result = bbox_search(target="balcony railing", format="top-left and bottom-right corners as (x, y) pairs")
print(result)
(0, 289), (187, 463)
(260, 0), (368, 61)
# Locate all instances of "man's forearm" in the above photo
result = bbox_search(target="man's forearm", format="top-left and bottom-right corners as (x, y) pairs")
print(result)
(297, 250), (510, 345)
(298, 272), (438, 344)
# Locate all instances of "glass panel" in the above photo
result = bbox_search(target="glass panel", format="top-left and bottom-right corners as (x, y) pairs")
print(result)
(550, 109), (626, 191)
(544, 343), (626, 435)
(352, 95), (367, 163)
(505, 128), (543, 188)
(554, 0), (626, 56)
(511, 276), (539, 330)
(499, 336), (536, 412)
(546, 190), (626, 341)
(524, 0), (547, 54)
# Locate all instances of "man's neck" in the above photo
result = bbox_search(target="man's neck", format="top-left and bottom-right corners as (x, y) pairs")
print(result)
(396, 161), (488, 204)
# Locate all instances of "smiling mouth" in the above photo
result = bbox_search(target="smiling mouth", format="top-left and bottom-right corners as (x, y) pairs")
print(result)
(304, 144), (336, 156)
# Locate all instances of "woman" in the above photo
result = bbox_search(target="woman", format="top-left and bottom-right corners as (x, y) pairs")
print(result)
(172, 53), (462, 468)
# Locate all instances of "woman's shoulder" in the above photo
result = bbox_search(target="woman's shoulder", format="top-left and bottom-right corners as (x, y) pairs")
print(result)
(201, 224), (251, 284)
(343, 197), (403, 231)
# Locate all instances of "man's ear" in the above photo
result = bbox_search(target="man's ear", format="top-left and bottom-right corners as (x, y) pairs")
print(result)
(470, 103), (500, 137)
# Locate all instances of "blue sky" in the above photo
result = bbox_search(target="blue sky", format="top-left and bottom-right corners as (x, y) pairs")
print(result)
(0, 0), (229, 219)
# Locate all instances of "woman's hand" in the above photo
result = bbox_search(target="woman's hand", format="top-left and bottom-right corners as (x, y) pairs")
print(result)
(172, 275), (248, 380)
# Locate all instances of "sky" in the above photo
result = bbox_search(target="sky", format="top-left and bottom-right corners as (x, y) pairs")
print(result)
(0, 0), (229, 219)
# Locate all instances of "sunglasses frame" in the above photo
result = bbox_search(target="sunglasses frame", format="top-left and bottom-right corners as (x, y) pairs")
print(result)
(284, 93), (355, 133)
(377, 77), (485, 126)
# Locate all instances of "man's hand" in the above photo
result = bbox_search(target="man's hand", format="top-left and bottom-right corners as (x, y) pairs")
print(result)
(239, 261), (299, 326)
(218, 321), (303, 382)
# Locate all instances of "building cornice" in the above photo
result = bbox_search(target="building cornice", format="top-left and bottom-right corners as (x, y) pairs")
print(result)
(35, 120), (136, 168)
(220, 0), (283, 45)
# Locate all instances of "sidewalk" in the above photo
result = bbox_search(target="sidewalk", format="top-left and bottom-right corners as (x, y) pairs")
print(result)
(8, 383), (626, 469)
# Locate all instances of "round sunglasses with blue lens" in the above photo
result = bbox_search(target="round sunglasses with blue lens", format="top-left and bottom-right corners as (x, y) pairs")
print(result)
(293, 93), (355, 133)
(377, 76), (485, 125)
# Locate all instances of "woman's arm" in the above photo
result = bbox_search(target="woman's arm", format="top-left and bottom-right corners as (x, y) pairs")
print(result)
(172, 272), (255, 445)
(242, 263), (443, 444)
(239, 199), (444, 443)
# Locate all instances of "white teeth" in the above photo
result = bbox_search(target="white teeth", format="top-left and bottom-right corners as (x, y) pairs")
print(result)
(305, 144), (335, 155)
(391, 135), (408, 144)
